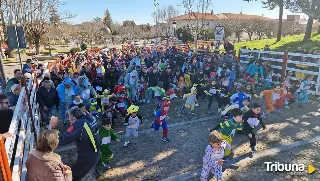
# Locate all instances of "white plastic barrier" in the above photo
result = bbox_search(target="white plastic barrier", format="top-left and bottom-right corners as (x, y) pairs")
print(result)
(4, 74), (41, 181)
(240, 49), (320, 95)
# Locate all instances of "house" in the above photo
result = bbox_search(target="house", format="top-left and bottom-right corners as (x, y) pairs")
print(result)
(168, 12), (273, 36)
(168, 12), (220, 36)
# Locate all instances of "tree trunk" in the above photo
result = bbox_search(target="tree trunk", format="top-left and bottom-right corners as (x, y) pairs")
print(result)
(35, 36), (40, 55)
(248, 33), (253, 41)
(304, 17), (314, 41)
(276, 0), (284, 42)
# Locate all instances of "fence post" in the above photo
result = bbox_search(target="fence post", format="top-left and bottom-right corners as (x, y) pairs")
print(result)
(20, 77), (37, 144)
(0, 138), (12, 181)
(281, 51), (289, 82)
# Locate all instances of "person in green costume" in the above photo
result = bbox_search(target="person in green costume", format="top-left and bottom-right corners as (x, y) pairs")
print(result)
(98, 118), (120, 171)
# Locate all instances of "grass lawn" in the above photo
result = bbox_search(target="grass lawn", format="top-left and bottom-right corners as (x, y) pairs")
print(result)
(234, 33), (320, 52)
(2, 58), (16, 64)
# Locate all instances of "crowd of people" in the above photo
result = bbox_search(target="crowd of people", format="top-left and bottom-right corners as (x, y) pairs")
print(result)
(0, 42), (317, 181)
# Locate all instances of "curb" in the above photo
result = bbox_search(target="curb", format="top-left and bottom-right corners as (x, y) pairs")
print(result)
(160, 135), (320, 181)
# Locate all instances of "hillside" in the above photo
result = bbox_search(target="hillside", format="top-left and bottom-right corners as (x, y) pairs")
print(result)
(234, 33), (320, 52)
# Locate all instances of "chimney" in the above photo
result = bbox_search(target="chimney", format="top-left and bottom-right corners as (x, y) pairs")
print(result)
(211, 10), (213, 15)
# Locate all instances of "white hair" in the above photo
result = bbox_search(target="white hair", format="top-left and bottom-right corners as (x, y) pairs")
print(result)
(11, 84), (21, 92)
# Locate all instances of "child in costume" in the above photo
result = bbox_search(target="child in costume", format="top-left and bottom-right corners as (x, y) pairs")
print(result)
(210, 108), (244, 156)
(100, 105), (117, 127)
(295, 75), (314, 108)
(86, 98), (101, 116)
(177, 76), (187, 97)
(204, 79), (219, 114)
(124, 105), (143, 147)
(272, 85), (288, 111)
(200, 130), (231, 181)
(181, 86), (198, 115)
(146, 82), (165, 109)
(217, 77), (230, 112)
(260, 84), (282, 113)
(117, 90), (132, 120)
(68, 95), (83, 110)
(137, 77), (147, 103)
(98, 118), (120, 171)
(244, 84), (259, 101)
(242, 103), (266, 152)
(152, 99), (172, 142)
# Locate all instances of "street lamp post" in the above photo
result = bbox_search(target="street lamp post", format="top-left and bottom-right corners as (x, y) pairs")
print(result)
(172, 21), (177, 37)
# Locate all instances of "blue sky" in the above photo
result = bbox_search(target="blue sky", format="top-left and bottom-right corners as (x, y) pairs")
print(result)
(60, 0), (304, 25)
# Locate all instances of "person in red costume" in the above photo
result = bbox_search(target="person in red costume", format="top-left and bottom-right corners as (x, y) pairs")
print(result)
(151, 99), (172, 142)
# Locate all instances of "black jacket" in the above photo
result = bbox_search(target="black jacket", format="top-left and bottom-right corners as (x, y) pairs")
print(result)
(36, 86), (59, 108)
(0, 109), (13, 134)
(147, 71), (159, 87)
(242, 109), (265, 131)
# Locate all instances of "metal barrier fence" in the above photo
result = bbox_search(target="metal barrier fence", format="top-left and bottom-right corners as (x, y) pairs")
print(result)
(0, 73), (41, 181)
(239, 49), (320, 95)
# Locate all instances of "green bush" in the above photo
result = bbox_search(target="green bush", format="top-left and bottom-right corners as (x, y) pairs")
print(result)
(81, 43), (87, 51)
(70, 48), (81, 55)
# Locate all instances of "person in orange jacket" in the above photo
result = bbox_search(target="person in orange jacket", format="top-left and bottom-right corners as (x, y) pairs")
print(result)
(260, 84), (282, 113)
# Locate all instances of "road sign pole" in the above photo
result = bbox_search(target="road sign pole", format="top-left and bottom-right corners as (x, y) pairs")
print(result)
(14, 25), (22, 70)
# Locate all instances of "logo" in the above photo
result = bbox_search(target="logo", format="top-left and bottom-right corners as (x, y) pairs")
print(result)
(265, 162), (317, 175)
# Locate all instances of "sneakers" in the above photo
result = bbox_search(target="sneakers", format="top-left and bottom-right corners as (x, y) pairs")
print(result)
(124, 141), (130, 147)
(190, 111), (195, 115)
(195, 103), (199, 107)
(285, 105), (290, 109)
(150, 122), (154, 128)
(251, 146), (257, 152)
(162, 136), (170, 142)
(104, 163), (111, 170)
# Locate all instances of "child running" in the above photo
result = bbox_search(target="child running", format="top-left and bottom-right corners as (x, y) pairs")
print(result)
(242, 103), (266, 152)
(210, 108), (244, 156)
(124, 105), (143, 147)
(98, 118), (120, 171)
(201, 130), (231, 181)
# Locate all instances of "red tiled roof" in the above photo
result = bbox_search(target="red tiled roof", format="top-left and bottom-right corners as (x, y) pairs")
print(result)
(217, 13), (273, 21)
(169, 12), (219, 21)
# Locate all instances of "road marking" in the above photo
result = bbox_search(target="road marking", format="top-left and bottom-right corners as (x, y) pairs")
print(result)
(55, 115), (219, 153)
(160, 134), (320, 181)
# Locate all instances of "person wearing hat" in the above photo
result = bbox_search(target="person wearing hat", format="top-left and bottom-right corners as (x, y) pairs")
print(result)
(181, 86), (198, 115)
(123, 105), (143, 147)
(86, 98), (101, 116)
(57, 78), (78, 124)
(22, 59), (33, 74)
(152, 99), (172, 142)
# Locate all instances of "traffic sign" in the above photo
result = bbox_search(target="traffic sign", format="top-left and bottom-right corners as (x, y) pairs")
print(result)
(215, 26), (225, 41)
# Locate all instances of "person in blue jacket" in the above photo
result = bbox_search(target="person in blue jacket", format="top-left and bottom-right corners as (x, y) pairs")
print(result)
(22, 59), (33, 74)
(50, 107), (100, 181)
(57, 78), (78, 124)
(246, 61), (264, 78)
